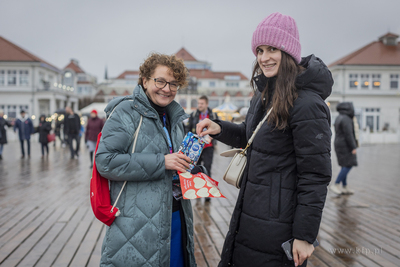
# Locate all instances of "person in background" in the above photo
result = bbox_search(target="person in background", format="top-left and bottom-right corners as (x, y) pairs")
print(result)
(14, 110), (34, 159)
(36, 115), (52, 158)
(95, 53), (196, 267)
(186, 95), (218, 202)
(330, 102), (358, 195)
(0, 110), (13, 160)
(197, 12), (333, 267)
(54, 115), (64, 147)
(85, 109), (104, 168)
(64, 107), (81, 159)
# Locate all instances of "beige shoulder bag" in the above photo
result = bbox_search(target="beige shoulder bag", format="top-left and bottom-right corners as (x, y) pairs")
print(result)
(221, 108), (273, 188)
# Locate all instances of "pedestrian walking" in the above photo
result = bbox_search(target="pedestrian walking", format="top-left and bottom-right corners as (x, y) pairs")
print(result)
(0, 110), (13, 160)
(95, 53), (196, 267)
(14, 110), (34, 159)
(186, 95), (218, 202)
(85, 109), (103, 168)
(36, 115), (52, 158)
(54, 115), (64, 147)
(197, 12), (333, 267)
(64, 107), (81, 159)
(330, 102), (358, 195)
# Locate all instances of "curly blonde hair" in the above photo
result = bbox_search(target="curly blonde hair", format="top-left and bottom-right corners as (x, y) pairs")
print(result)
(138, 53), (188, 89)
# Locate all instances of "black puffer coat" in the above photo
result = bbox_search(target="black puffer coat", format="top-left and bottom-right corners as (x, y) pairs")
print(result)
(215, 55), (333, 266)
(0, 117), (12, 144)
(37, 119), (52, 144)
(334, 102), (358, 167)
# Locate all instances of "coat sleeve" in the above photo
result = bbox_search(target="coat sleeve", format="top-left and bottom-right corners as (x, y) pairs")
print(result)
(95, 108), (166, 183)
(341, 117), (357, 150)
(85, 121), (90, 141)
(29, 120), (34, 134)
(211, 120), (247, 148)
(290, 95), (332, 244)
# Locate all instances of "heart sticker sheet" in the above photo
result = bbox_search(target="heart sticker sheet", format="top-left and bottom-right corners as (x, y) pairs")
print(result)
(179, 171), (226, 200)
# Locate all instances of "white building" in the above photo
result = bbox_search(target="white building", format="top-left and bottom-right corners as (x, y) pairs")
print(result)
(0, 36), (79, 121)
(96, 48), (251, 113)
(328, 32), (400, 143)
(63, 59), (97, 99)
(174, 48), (251, 111)
(96, 70), (138, 103)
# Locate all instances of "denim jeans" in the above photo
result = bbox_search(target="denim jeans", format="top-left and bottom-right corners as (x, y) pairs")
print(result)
(20, 139), (31, 156)
(335, 166), (352, 186)
(0, 144), (3, 155)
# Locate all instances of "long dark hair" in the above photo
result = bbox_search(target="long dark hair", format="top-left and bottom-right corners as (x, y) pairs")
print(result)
(250, 52), (304, 130)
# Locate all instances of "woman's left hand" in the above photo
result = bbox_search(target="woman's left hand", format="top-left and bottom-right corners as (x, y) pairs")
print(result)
(292, 239), (314, 266)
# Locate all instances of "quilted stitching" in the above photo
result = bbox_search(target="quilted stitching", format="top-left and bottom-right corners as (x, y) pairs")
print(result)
(98, 86), (194, 267)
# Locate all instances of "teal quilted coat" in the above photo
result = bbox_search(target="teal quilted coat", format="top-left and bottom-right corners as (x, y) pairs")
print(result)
(95, 85), (196, 267)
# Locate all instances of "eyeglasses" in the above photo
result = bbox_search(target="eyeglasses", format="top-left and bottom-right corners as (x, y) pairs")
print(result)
(149, 78), (180, 92)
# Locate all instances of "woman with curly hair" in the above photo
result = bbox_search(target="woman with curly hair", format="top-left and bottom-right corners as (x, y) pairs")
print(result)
(95, 53), (196, 267)
(197, 12), (333, 266)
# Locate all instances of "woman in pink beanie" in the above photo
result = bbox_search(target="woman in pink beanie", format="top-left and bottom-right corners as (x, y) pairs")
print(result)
(197, 12), (333, 266)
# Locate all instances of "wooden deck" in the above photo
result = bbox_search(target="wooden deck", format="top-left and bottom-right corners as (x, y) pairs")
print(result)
(0, 139), (400, 266)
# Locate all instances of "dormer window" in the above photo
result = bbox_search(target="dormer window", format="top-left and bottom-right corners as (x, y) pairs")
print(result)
(379, 32), (399, 46)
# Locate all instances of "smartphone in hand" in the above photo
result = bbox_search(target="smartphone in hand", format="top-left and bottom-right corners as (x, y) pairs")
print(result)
(281, 238), (319, 261)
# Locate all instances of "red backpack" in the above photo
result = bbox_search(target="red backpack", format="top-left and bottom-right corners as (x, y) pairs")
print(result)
(90, 113), (143, 226)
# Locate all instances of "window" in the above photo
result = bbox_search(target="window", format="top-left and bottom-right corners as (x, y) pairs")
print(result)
(64, 71), (73, 86)
(226, 82), (239, 87)
(349, 74), (358, 89)
(19, 70), (29, 85)
(8, 105), (17, 119)
(364, 107), (380, 132)
(234, 99), (245, 107)
(209, 81), (216, 87)
(179, 99), (187, 108)
(48, 75), (53, 86)
(8, 70), (17, 85)
(209, 100), (219, 108)
(361, 74), (369, 89)
(372, 74), (380, 89)
(390, 74), (399, 89)
(191, 99), (198, 108)
(0, 70), (4, 85)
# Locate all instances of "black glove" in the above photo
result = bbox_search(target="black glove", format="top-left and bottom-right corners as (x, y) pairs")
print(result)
(190, 165), (209, 176)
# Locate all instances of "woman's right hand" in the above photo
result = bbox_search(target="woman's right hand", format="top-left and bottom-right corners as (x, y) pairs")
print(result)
(196, 118), (221, 137)
(164, 153), (191, 173)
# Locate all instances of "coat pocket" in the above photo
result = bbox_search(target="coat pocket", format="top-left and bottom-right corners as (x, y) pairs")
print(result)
(269, 172), (281, 219)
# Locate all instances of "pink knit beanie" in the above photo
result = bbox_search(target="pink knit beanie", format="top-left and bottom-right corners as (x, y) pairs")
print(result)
(251, 12), (301, 64)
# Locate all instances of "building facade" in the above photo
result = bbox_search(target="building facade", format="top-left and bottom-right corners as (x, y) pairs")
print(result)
(0, 36), (79, 122)
(96, 48), (251, 112)
(328, 33), (400, 143)
(63, 59), (97, 99)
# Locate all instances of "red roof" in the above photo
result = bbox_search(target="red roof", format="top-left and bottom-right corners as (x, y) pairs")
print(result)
(0, 36), (59, 70)
(175, 48), (197, 61)
(235, 91), (243, 97)
(109, 90), (118, 96)
(329, 32), (400, 67)
(64, 60), (85, 73)
(117, 70), (139, 79)
(188, 69), (248, 80)
(96, 90), (104, 96)
(123, 90), (130, 96)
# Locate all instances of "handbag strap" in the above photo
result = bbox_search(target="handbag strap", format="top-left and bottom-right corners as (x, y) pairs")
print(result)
(111, 115), (143, 212)
(242, 107), (273, 153)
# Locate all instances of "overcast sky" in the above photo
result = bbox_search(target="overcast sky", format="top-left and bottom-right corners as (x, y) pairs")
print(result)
(1, 0), (399, 82)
